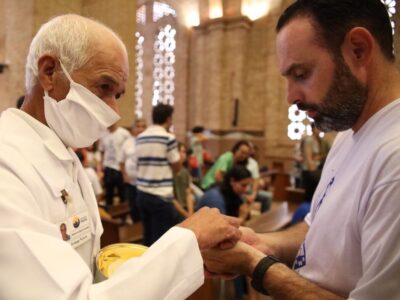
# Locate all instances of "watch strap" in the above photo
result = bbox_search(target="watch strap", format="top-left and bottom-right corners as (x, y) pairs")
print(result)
(251, 255), (280, 295)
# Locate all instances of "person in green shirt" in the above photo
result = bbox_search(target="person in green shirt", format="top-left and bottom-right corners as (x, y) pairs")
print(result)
(201, 140), (251, 190)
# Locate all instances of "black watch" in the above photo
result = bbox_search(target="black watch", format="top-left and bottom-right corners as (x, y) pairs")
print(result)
(251, 255), (280, 295)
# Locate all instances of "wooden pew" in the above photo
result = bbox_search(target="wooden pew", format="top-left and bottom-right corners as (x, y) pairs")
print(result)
(100, 219), (143, 248)
(187, 278), (220, 300)
(245, 201), (293, 233)
(105, 202), (131, 219)
(285, 186), (305, 204)
(271, 173), (291, 202)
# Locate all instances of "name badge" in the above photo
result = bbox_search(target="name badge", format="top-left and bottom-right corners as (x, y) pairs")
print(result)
(59, 211), (92, 249)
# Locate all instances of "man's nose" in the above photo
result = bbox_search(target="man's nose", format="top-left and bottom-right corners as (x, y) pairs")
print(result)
(286, 81), (303, 105)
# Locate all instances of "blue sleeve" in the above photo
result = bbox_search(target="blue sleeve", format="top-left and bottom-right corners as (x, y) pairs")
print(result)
(195, 189), (226, 214)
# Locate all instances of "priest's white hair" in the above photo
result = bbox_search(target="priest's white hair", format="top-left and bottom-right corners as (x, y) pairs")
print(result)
(25, 14), (126, 93)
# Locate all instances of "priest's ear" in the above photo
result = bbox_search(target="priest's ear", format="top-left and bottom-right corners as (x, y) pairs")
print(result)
(37, 54), (60, 92)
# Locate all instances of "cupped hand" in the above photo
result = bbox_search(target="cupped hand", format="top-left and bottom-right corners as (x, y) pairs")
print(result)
(202, 241), (265, 277)
(178, 207), (242, 250)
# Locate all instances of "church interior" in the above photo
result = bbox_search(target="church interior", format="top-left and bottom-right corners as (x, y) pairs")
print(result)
(1, 0), (399, 166)
(1, 0), (399, 299)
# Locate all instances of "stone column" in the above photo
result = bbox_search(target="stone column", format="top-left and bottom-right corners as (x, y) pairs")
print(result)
(189, 15), (252, 131)
(189, 18), (225, 130)
(82, 0), (137, 127)
(204, 19), (225, 129)
(0, 0), (35, 112)
(0, 0), (5, 64)
(222, 16), (252, 129)
(223, 0), (241, 17)
(394, 0), (400, 69)
(33, 0), (82, 32)
(188, 25), (207, 127)
(0, 0), (7, 107)
(198, 0), (209, 24)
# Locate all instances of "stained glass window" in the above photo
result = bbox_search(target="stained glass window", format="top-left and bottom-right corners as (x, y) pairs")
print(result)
(135, 32), (144, 118)
(382, 0), (396, 34)
(153, 1), (176, 22)
(152, 24), (176, 105)
(135, 2), (177, 117)
(136, 5), (146, 25)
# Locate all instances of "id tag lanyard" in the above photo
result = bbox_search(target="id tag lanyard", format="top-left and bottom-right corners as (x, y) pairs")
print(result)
(61, 189), (76, 216)
(59, 188), (92, 248)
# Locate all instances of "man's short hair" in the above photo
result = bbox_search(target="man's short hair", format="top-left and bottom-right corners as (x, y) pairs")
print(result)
(152, 103), (174, 125)
(231, 140), (251, 153)
(192, 126), (204, 134)
(276, 0), (395, 62)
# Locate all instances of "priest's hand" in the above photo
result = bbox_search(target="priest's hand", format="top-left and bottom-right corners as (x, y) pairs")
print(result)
(178, 207), (242, 250)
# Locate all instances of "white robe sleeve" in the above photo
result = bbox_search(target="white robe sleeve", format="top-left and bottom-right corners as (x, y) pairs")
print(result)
(0, 167), (204, 300)
(92, 227), (204, 300)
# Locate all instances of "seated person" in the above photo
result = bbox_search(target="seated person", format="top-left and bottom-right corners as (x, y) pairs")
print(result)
(173, 142), (194, 223)
(197, 164), (253, 299)
(244, 144), (272, 213)
(188, 126), (207, 182)
(201, 140), (251, 190)
(196, 164), (252, 225)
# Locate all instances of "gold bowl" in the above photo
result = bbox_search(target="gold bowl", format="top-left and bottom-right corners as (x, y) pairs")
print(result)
(95, 243), (148, 281)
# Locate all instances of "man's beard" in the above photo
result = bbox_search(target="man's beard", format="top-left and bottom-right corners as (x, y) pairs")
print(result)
(297, 55), (368, 132)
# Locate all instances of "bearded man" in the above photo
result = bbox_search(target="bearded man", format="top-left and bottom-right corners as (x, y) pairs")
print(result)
(203, 1), (400, 299)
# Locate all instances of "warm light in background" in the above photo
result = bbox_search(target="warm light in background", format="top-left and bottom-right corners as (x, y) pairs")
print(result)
(179, 1), (200, 27)
(185, 9), (200, 27)
(241, 0), (270, 20)
(209, 0), (223, 19)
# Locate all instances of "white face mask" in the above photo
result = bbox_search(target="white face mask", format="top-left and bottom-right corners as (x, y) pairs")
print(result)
(44, 62), (120, 148)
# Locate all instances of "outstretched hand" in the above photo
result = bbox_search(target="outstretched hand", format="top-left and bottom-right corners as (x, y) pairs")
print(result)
(178, 207), (242, 250)
(203, 241), (265, 277)
(202, 227), (273, 279)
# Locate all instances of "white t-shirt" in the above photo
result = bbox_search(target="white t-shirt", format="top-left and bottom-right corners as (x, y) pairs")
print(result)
(99, 127), (130, 171)
(246, 157), (260, 179)
(86, 150), (101, 170)
(84, 167), (103, 196)
(294, 99), (400, 299)
(120, 136), (137, 185)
